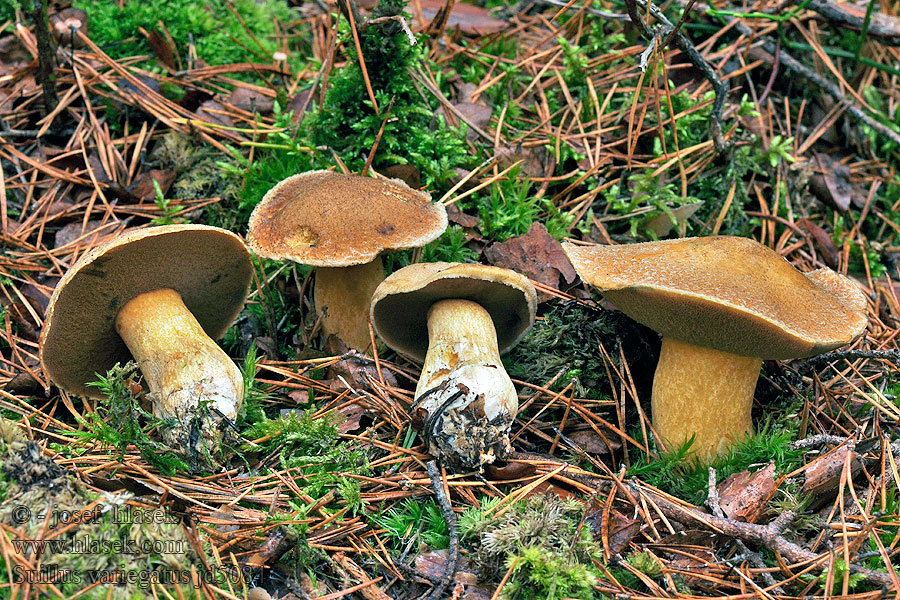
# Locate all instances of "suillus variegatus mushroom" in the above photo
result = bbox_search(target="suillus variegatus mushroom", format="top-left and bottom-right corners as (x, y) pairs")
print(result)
(563, 236), (868, 462)
(370, 262), (537, 470)
(247, 170), (447, 351)
(39, 225), (253, 469)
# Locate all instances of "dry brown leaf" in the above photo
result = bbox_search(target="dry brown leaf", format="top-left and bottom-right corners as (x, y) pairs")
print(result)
(802, 445), (863, 502)
(799, 217), (840, 268)
(415, 0), (507, 35)
(717, 462), (776, 523)
(483, 222), (577, 300)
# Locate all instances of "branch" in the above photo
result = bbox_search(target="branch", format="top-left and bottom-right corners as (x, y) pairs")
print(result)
(623, 0), (731, 153)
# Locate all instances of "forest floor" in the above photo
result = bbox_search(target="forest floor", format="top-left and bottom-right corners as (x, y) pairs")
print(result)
(0, 0), (899, 597)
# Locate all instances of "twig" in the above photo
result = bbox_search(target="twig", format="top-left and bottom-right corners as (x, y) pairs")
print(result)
(625, 478), (897, 590)
(425, 460), (459, 600)
(801, 348), (900, 370)
(707, 468), (785, 595)
(791, 434), (852, 449)
(700, 4), (900, 148)
(25, 0), (59, 114)
(624, 0), (731, 153)
(808, 0), (900, 46)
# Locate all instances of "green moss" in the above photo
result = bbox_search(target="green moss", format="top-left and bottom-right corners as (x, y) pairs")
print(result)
(69, 363), (190, 475)
(504, 300), (657, 400)
(460, 494), (603, 600)
(375, 497), (450, 550)
(0, 418), (206, 599)
(309, 0), (470, 189)
(626, 423), (804, 504)
(73, 0), (293, 68)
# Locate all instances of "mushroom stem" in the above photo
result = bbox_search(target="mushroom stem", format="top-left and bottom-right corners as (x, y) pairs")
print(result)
(115, 288), (243, 461)
(415, 299), (518, 470)
(315, 257), (385, 351)
(652, 336), (761, 462)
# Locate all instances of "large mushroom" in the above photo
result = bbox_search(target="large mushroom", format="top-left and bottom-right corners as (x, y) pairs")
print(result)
(40, 225), (252, 468)
(562, 236), (868, 462)
(247, 171), (448, 351)
(370, 262), (537, 470)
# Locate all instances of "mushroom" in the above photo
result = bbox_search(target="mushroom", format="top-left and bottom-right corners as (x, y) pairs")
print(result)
(40, 225), (252, 468)
(247, 170), (448, 351)
(370, 262), (537, 470)
(562, 236), (868, 462)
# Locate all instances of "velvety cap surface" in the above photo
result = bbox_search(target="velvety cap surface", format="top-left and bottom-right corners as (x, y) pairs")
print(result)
(371, 262), (537, 361)
(248, 171), (448, 267)
(40, 225), (252, 397)
(563, 236), (868, 359)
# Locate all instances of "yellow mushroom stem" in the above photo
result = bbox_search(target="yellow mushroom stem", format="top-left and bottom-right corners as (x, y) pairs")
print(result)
(114, 288), (243, 456)
(314, 257), (385, 351)
(414, 299), (518, 470)
(651, 336), (761, 462)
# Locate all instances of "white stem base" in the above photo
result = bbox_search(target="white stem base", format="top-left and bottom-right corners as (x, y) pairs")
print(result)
(115, 288), (243, 467)
(415, 299), (517, 470)
(652, 336), (760, 462)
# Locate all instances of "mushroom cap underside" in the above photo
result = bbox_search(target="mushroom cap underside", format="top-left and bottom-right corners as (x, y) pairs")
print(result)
(248, 170), (448, 267)
(370, 262), (537, 361)
(563, 236), (868, 359)
(40, 225), (252, 398)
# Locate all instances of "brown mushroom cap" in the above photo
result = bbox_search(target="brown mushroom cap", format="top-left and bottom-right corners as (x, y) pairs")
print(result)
(40, 225), (252, 398)
(247, 171), (448, 266)
(370, 262), (537, 361)
(562, 236), (868, 360)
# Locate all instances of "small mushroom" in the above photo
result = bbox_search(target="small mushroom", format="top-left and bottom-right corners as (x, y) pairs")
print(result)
(49, 8), (88, 49)
(370, 262), (536, 470)
(39, 225), (252, 468)
(562, 236), (868, 462)
(248, 171), (447, 351)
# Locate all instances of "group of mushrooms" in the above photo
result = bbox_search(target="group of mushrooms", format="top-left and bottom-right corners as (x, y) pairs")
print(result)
(38, 171), (869, 471)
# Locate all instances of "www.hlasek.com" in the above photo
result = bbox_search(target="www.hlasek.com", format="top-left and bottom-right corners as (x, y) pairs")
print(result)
(12, 565), (243, 589)
(12, 536), (189, 556)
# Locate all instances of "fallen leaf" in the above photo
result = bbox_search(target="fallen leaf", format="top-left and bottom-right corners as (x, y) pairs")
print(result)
(586, 506), (639, 556)
(483, 222), (577, 300)
(383, 164), (421, 189)
(415, 0), (507, 35)
(567, 428), (621, 455)
(716, 462), (776, 522)
(327, 353), (398, 393)
(495, 145), (548, 179)
(802, 445), (862, 503)
(446, 203), (479, 229)
(335, 402), (368, 434)
(643, 202), (703, 238)
(127, 170), (176, 202)
(484, 460), (536, 481)
(195, 99), (235, 128)
(53, 220), (108, 249)
(798, 218), (840, 268)
(809, 153), (866, 211)
(227, 87), (275, 115)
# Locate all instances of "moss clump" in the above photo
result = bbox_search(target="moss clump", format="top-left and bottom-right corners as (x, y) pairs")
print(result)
(309, 0), (470, 189)
(73, 0), (292, 67)
(503, 300), (658, 399)
(71, 362), (191, 475)
(460, 494), (603, 600)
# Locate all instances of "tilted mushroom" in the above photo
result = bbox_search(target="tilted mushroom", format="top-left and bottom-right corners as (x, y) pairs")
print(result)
(247, 171), (448, 351)
(562, 236), (868, 462)
(40, 225), (252, 468)
(370, 262), (537, 470)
